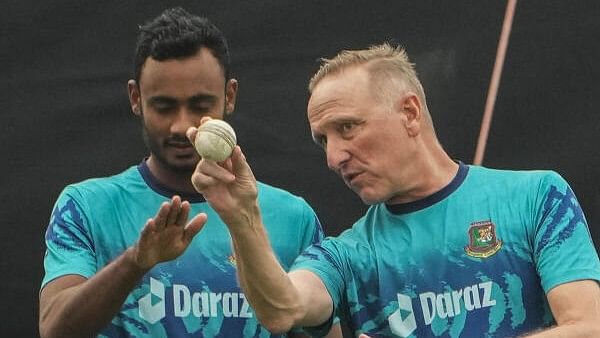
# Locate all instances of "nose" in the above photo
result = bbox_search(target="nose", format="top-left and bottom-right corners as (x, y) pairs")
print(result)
(326, 137), (350, 172)
(170, 108), (197, 136)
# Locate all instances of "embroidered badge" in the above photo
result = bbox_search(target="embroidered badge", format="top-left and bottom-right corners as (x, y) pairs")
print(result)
(465, 220), (502, 258)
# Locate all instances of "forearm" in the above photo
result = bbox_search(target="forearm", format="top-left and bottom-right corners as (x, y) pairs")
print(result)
(521, 280), (600, 338)
(228, 205), (306, 333)
(40, 247), (148, 338)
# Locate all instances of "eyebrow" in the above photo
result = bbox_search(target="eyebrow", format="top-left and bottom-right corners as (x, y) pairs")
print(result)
(148, 94), (218, 105)
(188, 94), (218, 105)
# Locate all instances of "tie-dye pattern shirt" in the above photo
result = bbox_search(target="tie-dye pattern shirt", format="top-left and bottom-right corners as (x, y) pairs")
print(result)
(292, 163), (600, 337)
(42, 161), (324, 337)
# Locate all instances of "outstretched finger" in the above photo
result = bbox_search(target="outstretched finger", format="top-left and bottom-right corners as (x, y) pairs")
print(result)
(165, 195), (182, 227)
(175, 201), (191, 226)
(153, 202), (171, 229)
(183, 213), (208, 243)
(140, 218), (156, 236)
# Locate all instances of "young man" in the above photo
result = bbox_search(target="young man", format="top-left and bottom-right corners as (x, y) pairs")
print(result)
(189, 43), (600, 337)
(39, 8), (340, 338)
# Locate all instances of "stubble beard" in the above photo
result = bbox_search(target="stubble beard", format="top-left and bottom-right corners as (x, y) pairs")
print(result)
(137, 101), (229, 176)
(141, 122), (198, 176)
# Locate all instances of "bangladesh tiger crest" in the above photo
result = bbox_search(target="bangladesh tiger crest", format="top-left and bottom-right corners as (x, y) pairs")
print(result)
(465, 221), (502, 258)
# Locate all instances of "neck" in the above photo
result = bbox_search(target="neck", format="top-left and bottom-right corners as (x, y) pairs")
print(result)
(146, 156), (197, 195)
(388, 137), (459, 205)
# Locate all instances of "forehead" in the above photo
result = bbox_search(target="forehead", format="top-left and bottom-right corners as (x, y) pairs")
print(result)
(307, 67), (372, 121)
(139, 48), (226, 97)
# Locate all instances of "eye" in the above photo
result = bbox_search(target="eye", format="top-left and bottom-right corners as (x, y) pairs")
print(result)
(188, 95), (217, 114)
(154, 103), (176, 114)
(149, 98), (177, 114)
(338, 122), (358, 137)
(341, 123), (354, 132)
(190, 105), (211, 113)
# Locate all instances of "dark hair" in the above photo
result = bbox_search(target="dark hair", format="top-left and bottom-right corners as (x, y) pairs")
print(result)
(133, 7), (231, 85)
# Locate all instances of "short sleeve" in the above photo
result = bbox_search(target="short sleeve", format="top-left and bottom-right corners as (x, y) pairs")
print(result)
(41, 186), (97, 288)
(298, 199), (325, 248)
(290, 239), (347, 336)
(533, 172), (600, 292)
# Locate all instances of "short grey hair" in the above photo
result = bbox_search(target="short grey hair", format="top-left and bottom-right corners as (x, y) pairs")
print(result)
(308, 43), (428, 112)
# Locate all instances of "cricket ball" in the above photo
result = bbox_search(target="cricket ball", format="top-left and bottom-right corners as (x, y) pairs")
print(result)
(194, 119), (237, 162)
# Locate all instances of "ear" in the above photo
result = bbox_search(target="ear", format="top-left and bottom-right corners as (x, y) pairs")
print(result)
(127, 80), (142, 116)
(224, 78), (239, 115)
(397, 92), (422, 137)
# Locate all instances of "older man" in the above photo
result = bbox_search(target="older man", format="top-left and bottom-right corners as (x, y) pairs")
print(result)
(190, 43), (600, 337)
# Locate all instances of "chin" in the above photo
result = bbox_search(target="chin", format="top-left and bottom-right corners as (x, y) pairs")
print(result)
(357, 191), (386, 206)
(361, 198), (385, 206)
(165, 156), (199, 173)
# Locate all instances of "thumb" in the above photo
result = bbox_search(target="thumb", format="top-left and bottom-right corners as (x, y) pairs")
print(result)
(183, 213), (207, 242)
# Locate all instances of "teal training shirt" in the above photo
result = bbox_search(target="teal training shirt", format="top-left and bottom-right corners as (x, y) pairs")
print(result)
(42, 161), (324, 337)
(292, 163), (600, 337)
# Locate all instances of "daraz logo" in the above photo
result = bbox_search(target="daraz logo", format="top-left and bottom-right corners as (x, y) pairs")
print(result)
(138, 277), (254, 324)
(139, 277), (165, 324)
(388, 293), (417, 337)
(388, 281), (496, 337)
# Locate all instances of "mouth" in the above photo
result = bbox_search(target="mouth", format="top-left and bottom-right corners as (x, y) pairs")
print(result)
(342, 171), (362, 186)
(167, 142), (192, 149)
(166, 141), (196, 156)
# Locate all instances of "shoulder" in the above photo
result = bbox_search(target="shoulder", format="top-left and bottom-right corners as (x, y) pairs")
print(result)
(58, 166), (141, 203)
(466, 165), (569, 193)
(303, 211), (378, 274)
(324, 206), (379, 247)
(464, 167), (579, 221)
(469, 165), (561, 180)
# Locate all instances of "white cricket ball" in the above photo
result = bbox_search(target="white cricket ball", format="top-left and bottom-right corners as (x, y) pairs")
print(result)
(194, 119), (237, 162)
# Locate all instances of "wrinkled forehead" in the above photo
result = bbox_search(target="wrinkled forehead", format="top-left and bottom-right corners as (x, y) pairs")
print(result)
(308, 67), (370, 111)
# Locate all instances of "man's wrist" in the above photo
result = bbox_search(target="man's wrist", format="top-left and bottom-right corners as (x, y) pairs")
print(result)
(123, 247), (153, 274)
(227, 202), (263, 233)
